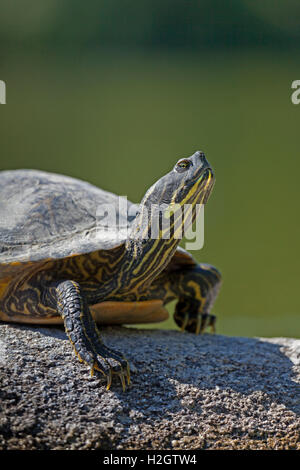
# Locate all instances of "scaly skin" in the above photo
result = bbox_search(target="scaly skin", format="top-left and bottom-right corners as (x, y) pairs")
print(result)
(55, 280), (130, 390)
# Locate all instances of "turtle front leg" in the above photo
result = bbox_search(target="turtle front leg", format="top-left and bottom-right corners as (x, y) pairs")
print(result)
(172, 264), (222, 334)
(45, 280), (130, 390)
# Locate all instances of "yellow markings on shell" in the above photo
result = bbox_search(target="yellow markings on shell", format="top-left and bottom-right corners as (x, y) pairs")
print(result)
(0, 279), (10, 299)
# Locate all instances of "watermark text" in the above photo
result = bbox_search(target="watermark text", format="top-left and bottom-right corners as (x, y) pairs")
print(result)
(291, 80), (300, 105)
(0, 80), (6, 104)
(96, 196), (205, 251)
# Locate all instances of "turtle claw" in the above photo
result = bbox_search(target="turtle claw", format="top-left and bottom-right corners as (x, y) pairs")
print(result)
(126, 363), (131, 385)
(207, 313), (216, 334)
(89, 358), (131, 391)
(195, 315), (202, 335)
(95, 357), (131, 391)
(106, 364), (130, 392)
(119, 361), (131, 390)
(197, 313), (209, 334)
(196, 312), (217, 334)
(119, 372), (126, 392)
(106, 369), (113, 390)
(176, 311), (217, 334)
(209, 318), (216, 334)
(180, 312), (189, 331)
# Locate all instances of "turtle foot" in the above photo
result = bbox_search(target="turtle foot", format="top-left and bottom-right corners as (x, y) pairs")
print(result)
(174, 310), (217, 334)
(54, 279), (131, 390)
(90, 349), (131, 391)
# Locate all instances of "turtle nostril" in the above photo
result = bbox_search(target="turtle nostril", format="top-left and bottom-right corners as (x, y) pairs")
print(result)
(197, 151), (206, 159)
(195, 151), (208, 166)
(194, 151), (210, 170)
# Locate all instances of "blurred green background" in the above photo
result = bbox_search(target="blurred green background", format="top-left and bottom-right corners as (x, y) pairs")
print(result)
(0, 1), (299, 337)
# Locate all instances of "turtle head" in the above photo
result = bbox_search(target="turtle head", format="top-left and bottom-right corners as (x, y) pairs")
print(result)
(142, 150), (214, 209)
(128, 150), (214, 248)
(124, 150), (215, 289)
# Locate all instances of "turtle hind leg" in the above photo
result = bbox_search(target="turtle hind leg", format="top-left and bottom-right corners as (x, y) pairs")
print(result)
(46, 280), (130, 390)
(171, 263), (221, 334)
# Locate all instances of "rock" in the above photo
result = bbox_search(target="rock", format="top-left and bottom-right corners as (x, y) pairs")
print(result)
(0, 323), (299, 450)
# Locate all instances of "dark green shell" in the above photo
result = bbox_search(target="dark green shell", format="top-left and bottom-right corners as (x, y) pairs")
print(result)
(0, 169), (137, 264)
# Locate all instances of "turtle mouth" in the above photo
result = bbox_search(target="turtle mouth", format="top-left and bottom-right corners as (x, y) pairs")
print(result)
(196, 166), (214, 183)
(177, 166), (214, 207)
(193, 167), (215, 204)
(186, 166), (214, 191)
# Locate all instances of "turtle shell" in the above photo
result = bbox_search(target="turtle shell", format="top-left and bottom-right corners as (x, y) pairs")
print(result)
(0, 169), (196, 279)
(0, 169), (138, 265)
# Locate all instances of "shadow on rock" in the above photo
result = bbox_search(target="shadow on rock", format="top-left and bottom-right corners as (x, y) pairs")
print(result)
(1, 324), (299, 449)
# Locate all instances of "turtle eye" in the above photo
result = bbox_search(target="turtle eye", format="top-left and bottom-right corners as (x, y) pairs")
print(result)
(175, 159), (192, 173)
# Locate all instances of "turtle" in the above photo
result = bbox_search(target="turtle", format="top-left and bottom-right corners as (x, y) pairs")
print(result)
(0, 150), (222, 390)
